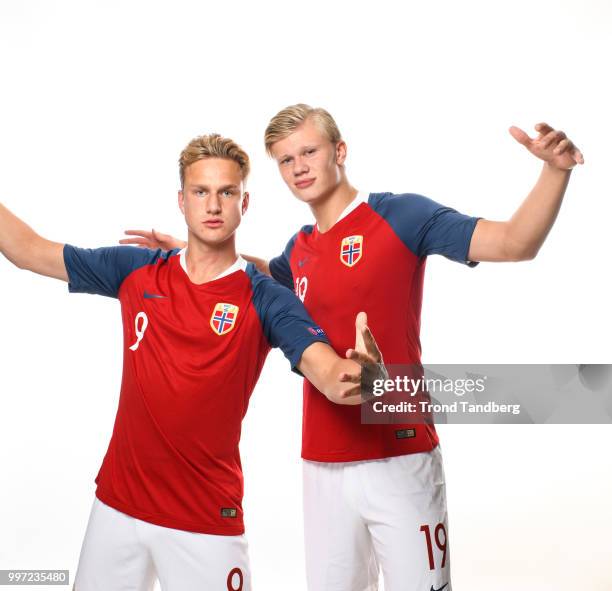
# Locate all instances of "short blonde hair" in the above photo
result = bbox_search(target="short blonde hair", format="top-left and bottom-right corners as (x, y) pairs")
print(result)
(179, 133), (250, 187)
(264, 104), (342, 155)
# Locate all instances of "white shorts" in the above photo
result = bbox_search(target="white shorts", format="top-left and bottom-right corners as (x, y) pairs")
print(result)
(73, 497), (251, 591)
(303, 446), (451, 591)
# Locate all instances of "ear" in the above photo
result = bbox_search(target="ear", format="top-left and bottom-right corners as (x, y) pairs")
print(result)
(336, 140), (348, 166)
(178, 189), (185, 215)
(241, 191), (250, 215)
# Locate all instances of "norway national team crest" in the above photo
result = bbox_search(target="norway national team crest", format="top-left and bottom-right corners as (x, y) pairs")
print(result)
(210, 303), (239, 336)
(340, 235), (364, 268)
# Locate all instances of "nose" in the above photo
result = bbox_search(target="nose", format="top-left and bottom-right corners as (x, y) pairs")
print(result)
(293, 155), (309, 177)
(206, 193), (222, 214)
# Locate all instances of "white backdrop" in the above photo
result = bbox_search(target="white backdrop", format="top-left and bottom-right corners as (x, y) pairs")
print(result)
(0, 1), (611, 590)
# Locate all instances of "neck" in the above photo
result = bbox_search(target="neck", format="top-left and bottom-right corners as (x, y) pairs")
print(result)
(184, 233), (238, 285)
(310, 179), (359, 233)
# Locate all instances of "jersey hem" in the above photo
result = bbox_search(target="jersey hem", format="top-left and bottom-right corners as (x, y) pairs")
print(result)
(301, 441), (439, 463)
(95, 488), (245, 536)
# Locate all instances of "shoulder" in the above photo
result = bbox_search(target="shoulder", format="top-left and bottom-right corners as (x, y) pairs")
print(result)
(282, 224), (315, 257)
(245, 262), (290, 294)
(368, 192), (445, 220)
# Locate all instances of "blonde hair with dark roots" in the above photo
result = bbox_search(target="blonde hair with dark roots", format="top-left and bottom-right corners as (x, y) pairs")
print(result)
(264, 104), (342, 155)
(179, 133), (250, 187)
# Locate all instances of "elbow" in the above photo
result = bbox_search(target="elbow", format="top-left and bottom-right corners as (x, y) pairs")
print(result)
(507, 248), (538, 262)
(515, 246), (539, 262)
(4, 252), (28, 271)
(504, 239), (539, 262)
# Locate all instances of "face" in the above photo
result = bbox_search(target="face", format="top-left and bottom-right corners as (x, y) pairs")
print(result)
(178, 157), (249, 247)
(270, 117), (347, 206)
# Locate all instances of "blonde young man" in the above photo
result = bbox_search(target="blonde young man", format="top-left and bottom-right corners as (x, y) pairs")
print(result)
(0, 133), (384, 591)
(124, 110), (583, 591)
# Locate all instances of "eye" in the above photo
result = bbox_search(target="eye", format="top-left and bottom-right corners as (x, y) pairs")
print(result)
(222, 190), (233, 197)
(196, 190), (206, 197)
(305, 148), (316, 156)
(280, 157), (292, 165)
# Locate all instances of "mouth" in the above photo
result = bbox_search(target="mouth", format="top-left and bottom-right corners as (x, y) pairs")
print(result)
(295, 178), (315, 189)
(203, 219), (224, 228)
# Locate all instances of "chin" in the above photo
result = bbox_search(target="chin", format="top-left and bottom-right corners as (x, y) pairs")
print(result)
(192, 229), (233, 247)
(292, 187), (324, 204)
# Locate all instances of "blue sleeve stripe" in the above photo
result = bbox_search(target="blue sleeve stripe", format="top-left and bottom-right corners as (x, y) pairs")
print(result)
(246, 263), (329, 371)
(269, 232), (298, 289)
(369, 192), (480, 266)
(64, 245), (179, 298)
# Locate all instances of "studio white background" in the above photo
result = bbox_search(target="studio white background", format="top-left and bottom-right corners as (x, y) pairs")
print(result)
(0, 1), (610, 590)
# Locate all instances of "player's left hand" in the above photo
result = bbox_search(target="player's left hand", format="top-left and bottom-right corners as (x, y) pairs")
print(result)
(509, 122), (584, 170)
(337, 312), (388, 403)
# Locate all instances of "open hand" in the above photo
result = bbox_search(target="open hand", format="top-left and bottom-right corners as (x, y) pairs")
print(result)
(119, 229), (186, 250)
(336, 312), (387, 403)
(509, 122), (584, 170)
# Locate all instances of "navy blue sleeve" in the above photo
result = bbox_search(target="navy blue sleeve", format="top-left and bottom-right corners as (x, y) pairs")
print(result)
(63, 245), (174, 298)
(268, 233), (298, 290)
(246, 263), (329, 371)
(368, 192), (481, 266)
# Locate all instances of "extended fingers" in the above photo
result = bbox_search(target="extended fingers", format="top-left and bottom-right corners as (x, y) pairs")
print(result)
(360, 326), (383, 363)
(339, 371), (361, 384)
(573, 147), (585, 164)
(119, 237), (149, 246)
(540, 129), (566, 149)
(124, 229), (154, 239)
(553, 138), (572, 155)
(552, 138), (584, 164)
(339, 386), (362, 404)
(535, 122), (554, 136)
(346, 348), (374, 366)
(509, 125), (531, 147)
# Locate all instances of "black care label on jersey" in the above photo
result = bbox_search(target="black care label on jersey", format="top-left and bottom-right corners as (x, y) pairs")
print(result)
(395, 428), (416, 439)
(221, 508), (238, 518)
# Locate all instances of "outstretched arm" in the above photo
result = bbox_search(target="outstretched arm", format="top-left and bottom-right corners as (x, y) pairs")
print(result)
(298, 312), (384, 406)
(468, 122), (583, 262)
(0, 202), (67, 280)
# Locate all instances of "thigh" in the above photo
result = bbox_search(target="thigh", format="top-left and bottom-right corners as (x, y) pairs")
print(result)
(145, 525), (251, 591)
(364, 447), (451, 591)
(73, 497), (156, 591)
(303, 460), (378, 591)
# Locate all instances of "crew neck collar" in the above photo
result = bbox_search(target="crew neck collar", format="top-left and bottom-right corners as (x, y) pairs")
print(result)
(179, 249), (247, 283)
(316, 190), (368, 233)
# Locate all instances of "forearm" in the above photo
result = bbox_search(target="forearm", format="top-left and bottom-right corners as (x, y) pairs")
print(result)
(298, 342), (360, 404)
(505, 163), (572, 259)
(0, 202), (67, 280)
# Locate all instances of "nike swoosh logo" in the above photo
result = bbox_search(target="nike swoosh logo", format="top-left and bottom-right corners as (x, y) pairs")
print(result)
(144, 291), (167, 299)
(298, 258), (309, 268)
(431, 584), (448, 591)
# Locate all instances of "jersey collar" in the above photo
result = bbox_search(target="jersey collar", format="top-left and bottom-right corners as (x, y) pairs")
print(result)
(316, 190), (369, 232)
(178, 249), (247, 282)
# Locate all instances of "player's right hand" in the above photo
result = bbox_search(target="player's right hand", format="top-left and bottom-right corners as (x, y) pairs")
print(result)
(119, 229), (187, 251)
(338, 312), (388, 403)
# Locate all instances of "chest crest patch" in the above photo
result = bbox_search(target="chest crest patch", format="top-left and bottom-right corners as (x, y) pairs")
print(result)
(210, 303), (239, 336)
(340, 235), (364, 268)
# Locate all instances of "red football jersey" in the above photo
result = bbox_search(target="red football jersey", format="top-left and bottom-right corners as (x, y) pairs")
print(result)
(64, 246), (327, 534)
(269, 192), (479, 462)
